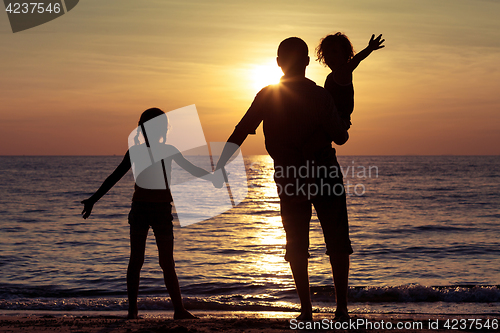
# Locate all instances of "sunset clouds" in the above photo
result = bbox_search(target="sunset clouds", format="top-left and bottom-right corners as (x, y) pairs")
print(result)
(1, 0), (498, 155)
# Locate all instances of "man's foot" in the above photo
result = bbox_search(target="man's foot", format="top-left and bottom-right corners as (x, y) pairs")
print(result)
(127, 312), (139, 320)
(296, 311), (313, 321)
(333, 310), (350, 322)
(174, 309), (198, 320)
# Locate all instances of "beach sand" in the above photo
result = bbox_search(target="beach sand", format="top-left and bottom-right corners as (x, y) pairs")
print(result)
(0, 311), (495, 332)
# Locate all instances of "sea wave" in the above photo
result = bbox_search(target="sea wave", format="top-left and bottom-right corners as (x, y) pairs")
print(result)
(1, 285), (499, 312)
(347, 285), (500, 303)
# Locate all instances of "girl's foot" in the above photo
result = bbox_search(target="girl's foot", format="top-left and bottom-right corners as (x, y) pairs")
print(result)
(174, 309), (198, 320)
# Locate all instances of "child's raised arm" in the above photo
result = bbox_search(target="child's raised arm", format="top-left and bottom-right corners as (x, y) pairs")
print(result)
(347, 34), (385, 73)
(81, 151), (131, 219)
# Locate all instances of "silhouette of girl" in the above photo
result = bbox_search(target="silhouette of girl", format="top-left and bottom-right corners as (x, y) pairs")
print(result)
(316, 33), (385, 129)
(81, 107), (212, 319)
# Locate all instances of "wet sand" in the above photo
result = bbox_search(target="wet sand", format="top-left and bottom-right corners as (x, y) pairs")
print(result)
(0, 311), (496, 332)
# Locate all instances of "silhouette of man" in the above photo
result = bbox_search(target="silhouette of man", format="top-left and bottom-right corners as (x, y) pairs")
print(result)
(215, 37), (353, 320)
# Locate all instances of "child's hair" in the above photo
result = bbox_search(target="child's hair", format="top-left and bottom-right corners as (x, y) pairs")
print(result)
(316, 32), (355, 68)
(139, 107), (165, 125)
(134, 107), (168, 145)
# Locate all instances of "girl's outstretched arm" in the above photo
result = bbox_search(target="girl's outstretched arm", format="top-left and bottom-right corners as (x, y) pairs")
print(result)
(172, 151), (213, 181)
(347, 34), (385, 72)
(81, 151), (131, 219)
(335, 34), (385, 85)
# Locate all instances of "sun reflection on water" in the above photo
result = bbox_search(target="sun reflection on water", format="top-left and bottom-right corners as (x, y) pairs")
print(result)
(246, 215), (289, 283)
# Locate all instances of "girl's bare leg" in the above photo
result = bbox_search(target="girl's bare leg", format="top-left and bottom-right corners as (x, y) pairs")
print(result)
(156, 236), (197, 319)
(127, 233), (147, 319)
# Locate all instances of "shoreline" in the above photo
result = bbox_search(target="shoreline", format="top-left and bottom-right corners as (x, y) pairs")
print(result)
(0, 311), (498, 332)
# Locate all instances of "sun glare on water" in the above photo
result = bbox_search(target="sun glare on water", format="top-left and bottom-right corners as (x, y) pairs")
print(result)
(251, 60), (283, 92)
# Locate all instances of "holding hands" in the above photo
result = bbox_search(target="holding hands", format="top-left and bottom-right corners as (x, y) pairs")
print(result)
(211, 168), (226, 189)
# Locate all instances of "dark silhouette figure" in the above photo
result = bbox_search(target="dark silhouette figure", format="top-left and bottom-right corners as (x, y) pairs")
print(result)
(81, 107), (212, 319)
(213, 37), (352, 321)
(316, 33), (385, 129)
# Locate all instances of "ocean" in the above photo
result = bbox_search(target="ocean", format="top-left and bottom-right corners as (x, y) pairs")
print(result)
(0, 155), (499, 316)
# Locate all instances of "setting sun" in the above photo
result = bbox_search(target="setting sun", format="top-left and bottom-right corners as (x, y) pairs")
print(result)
(250, 60), (283, 91)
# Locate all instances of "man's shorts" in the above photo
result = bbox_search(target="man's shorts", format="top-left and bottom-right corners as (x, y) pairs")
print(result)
(128, 201), (174, 242)
(280, 184), (353, 262)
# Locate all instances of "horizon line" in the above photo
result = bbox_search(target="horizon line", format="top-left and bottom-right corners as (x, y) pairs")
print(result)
(1, 154), (499, 157)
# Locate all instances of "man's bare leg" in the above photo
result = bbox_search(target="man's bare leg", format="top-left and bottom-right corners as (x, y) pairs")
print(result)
(330, 254), (350, 318)
(290, 258), (313, 320)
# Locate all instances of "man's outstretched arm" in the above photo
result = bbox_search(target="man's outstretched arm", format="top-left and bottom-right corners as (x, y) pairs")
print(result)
(213, 124), (254, 188)
(215, 130), (248, 171)
(213, 90), (264, 187)
(216, 90), (264, 171)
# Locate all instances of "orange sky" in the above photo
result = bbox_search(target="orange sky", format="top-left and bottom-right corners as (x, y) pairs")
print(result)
(1, 0), (499, 155)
